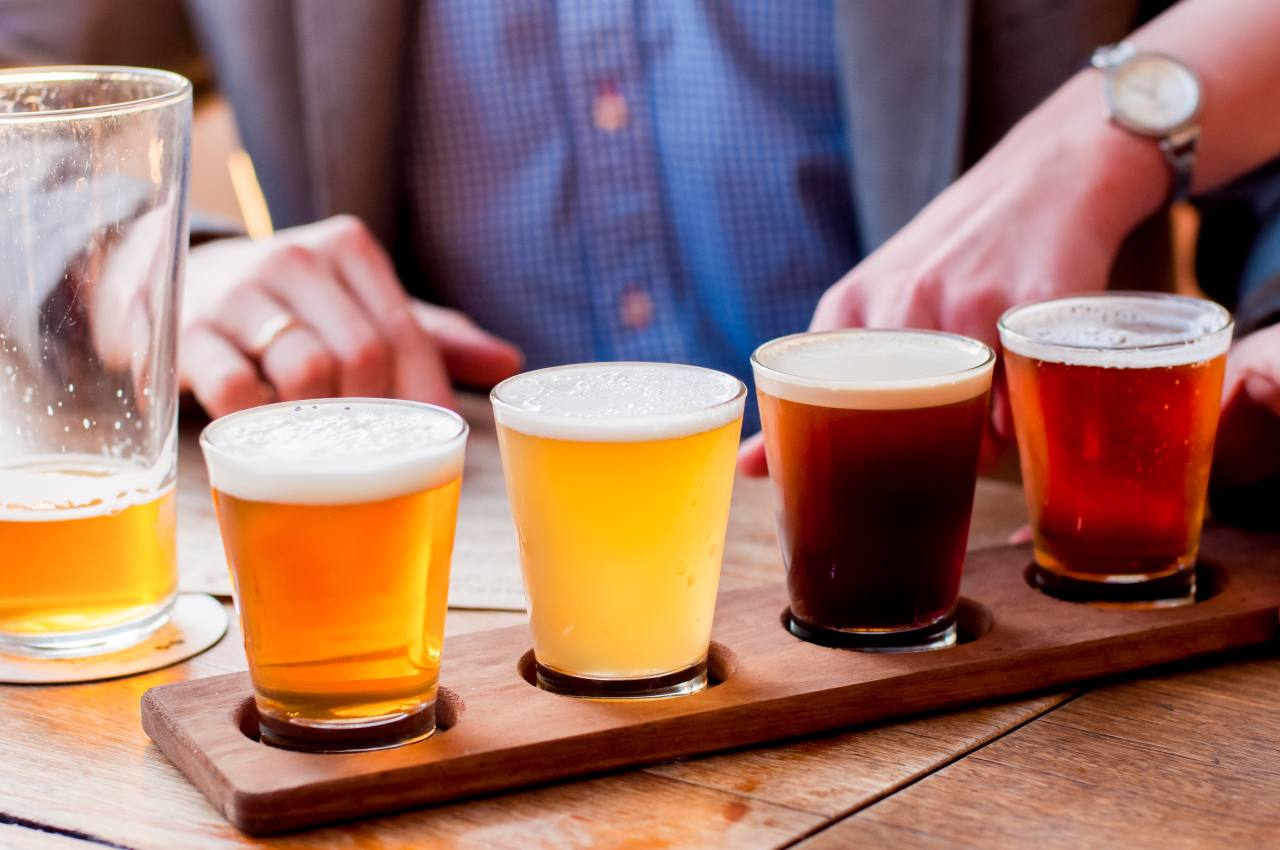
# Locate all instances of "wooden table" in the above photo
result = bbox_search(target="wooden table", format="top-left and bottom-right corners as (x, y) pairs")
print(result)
(2, 404), (1277, 849)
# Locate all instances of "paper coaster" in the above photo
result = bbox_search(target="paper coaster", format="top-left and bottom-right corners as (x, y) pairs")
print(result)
(0, 593), (228, 684)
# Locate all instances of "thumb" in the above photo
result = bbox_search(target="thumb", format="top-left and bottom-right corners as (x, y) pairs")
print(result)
(1213, 327), (1280, 489)
(412, 300), (525, 388)
(737, 432), (769, 477)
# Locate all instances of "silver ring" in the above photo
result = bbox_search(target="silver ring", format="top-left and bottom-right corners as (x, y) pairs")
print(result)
(250, 313), (303, 357)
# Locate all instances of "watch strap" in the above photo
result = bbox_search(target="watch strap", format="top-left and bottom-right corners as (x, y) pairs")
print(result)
(1158, 125), (1200, 202)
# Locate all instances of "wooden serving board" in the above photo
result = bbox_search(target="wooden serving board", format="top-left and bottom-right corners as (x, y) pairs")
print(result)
(142, 525), (1280, 836)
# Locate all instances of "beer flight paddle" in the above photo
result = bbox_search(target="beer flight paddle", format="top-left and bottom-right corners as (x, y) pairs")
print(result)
(142, 523), (1280, 836)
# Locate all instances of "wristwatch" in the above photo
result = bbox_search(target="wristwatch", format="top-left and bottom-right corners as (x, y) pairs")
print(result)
(1090, 41), (1202, 201)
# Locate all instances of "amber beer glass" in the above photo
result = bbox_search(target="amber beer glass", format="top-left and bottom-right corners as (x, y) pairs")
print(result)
(492, 363), (746, 699)
(201, 399), (467, 751)
(1000, 293), (1232, 606)
(753, 330), (995, 651)
(0, 68), (191, 657)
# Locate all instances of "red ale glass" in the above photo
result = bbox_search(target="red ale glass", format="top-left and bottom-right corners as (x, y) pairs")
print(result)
(752, 330), (995, 651)
(999, 293), (1232, 607)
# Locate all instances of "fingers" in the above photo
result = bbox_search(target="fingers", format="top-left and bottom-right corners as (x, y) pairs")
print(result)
(213, 284), (338, 401)
(1213, 327), (1280, 488)
(181, 324), (271, 418)
(737, 432), (769, 477)
(297, 216), (454, 405)
(1008, 524), (1034, 545)
(411, 301), (524, 388)
(261, 248), (392, 397)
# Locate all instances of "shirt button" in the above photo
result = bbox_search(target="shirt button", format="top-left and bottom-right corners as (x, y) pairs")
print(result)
(620, 287), (654, 330)
(593, 85), (629, 133)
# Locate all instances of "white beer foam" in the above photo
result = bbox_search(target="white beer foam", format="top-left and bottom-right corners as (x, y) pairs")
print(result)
(0, 454), (173, 521)
(999, 294), (1232, 368)
(492, 363), (746, 442)
(752, 330), (994, 410)
(200, 399), (466, 505)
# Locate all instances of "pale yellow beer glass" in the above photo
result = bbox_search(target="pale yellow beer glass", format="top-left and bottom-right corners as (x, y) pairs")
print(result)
(201, 399), (467, 752)
(492, 363), (746, 699)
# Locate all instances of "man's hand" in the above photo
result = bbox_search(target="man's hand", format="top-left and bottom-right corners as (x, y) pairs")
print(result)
(738, 73), (1167, 477)
(180, 215), (524, 418)
(1212, 324), (1280, 489)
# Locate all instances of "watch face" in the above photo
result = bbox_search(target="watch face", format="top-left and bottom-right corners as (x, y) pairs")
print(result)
(1107, 53), (1201, 134)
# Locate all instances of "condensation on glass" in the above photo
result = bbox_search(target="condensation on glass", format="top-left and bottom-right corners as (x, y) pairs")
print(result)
(0, 67), (192, 656)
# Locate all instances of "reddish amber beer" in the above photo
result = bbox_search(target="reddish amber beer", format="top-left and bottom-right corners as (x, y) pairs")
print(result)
(999, 293), (1232, 606)
(753, 330), (995, 651)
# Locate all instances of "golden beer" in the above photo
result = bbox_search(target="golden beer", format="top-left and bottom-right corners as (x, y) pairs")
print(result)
(0, 457), (177, 651)
(493, 363), (746, 699)
(201, 399), (467, 751)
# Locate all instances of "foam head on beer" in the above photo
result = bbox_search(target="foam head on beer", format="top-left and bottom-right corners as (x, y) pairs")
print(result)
(752, 329), (995, 409)
(201, 399), (466, 505)
(491, 362), (745, 440)
(998, 293), (1232, 367)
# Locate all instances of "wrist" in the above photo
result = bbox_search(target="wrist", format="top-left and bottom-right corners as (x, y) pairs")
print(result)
(999, 71), (1173, 251)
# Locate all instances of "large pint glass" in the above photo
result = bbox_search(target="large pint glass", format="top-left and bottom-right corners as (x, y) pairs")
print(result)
(999, 293), (1232, 606)
(201, 399), (467, 752)
(0, 68), (191, 657)
(492, 363), (746, 699)
(753, 330), (995, 651)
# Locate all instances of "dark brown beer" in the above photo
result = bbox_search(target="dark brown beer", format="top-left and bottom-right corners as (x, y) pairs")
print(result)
(1000, 294), (1232, 605)
(753, 330), (994, 650)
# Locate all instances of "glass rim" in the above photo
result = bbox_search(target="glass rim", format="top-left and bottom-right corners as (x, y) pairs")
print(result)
(199, 397), (469, 456)
(489, 360), (749, 420)
(749, 328), (996, 391)
(997, 291), (1234, 355)
(0, 65), (192, 123)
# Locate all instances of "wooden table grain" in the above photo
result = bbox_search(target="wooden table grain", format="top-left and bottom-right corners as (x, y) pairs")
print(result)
(1, 402), (1275, 849)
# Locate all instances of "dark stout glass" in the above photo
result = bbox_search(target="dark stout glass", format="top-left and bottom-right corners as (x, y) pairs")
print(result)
(753, 330), (994, 651)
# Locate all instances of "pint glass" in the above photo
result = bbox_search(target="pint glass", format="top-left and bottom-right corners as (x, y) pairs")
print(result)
(999, 293), (1232, 606)
(753, 330), (995, 651)
(201, 399), (467, 752)
(492, 363), (746, 699)
(0, 68), (191, 657)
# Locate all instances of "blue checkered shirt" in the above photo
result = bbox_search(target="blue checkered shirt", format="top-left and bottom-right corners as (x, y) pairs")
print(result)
(403, 1), (857, 424)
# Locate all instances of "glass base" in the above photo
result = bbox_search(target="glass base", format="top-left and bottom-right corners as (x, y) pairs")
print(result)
(0, 594), (175, 659)
(257, 701), (436, 753)
(1030, 563), (1196, 608)
(787, 612), (958, 653)
(535, 658), (708, 700)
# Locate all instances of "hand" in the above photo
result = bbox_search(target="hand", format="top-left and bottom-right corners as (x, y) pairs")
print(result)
(738, 73), (1168, 477)
(180, 215), (524, 417)
(1212, 324), (1280, 489)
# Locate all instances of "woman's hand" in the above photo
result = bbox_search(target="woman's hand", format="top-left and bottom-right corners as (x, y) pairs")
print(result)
(180, 215), (523, 417)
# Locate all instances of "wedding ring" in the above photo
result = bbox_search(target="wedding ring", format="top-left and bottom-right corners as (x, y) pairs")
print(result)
(250, 313), (303, 357)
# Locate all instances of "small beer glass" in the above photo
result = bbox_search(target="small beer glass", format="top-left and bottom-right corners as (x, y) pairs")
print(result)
(1000, 292), (1232, 606)
(752, 330), (995, 651)
(492, 363), (746, 699)
(201, 399), (467, 752)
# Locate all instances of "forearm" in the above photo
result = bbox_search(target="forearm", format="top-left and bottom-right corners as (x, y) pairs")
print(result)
(1135, 0), (1280, 193)
(980, 0), (1280, 252)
